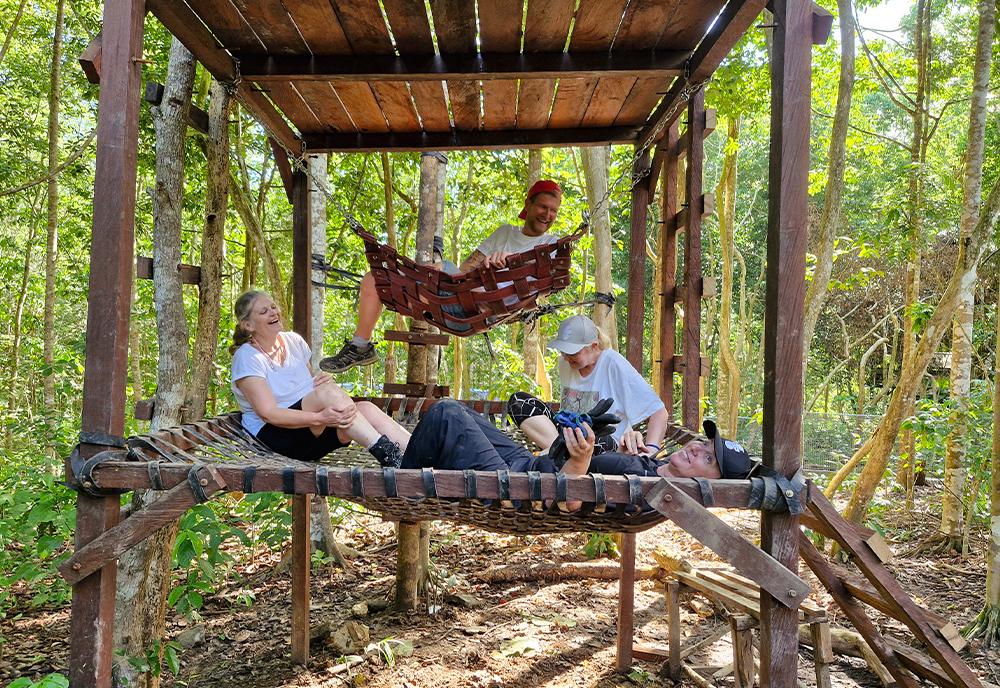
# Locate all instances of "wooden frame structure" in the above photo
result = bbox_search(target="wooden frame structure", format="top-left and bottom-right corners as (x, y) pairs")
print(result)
(69, 1), (837, 686)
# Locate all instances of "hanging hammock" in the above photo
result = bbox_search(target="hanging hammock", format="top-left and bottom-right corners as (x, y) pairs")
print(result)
(352, 222), (587, 336)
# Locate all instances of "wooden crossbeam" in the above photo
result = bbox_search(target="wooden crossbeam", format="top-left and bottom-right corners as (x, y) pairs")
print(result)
(59, 465), (227, 585)
(135, 255), (201, 285)
(807, 493), (983, 688)
(237, 50), (688, 82)
(79, 31), (102, 84)
(384, 330), (451, 345)
(304, 126), (638, 153)
(645, 480), (810, 608)
(382, 383), (450, 398)
(145, 0), (299, 153)
(143, 81), (209, 135)
(269, 138), (295, 203)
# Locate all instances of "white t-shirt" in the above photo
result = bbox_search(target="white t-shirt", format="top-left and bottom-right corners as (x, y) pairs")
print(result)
(558, 349), (665, 445)
(475, 224), (558, 256)
(231, 331), (315, 436)
(475, 224), (559, 303)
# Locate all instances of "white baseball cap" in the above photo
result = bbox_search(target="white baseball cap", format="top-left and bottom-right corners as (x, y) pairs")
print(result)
(547, 315), (598, 355)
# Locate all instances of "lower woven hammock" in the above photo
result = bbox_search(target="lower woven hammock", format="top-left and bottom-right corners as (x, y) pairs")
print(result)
(354, 225), (586, 336)
(124, 398), (699, 535)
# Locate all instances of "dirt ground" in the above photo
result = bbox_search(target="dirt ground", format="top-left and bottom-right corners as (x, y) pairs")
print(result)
(3, 484), (999, 687)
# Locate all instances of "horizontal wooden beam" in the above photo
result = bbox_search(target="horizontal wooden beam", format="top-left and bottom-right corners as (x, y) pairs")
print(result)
(384, 330), (451, 346)
(673, 192), (716, 229)
(305, 126), (638, 153)
(79, 31), (102, 85)
(236, 49), (688, 82)
(382, 383), (450, 398)
(88, 461), (804, 509)
(144, 81), (210, 135)
(670, 355), (710, 376)
(146, 0), (299, 153)
(136, 256), (201, 285)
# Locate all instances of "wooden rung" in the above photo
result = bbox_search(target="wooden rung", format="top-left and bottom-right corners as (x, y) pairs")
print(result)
(673, 109), (718, 159)
(674, 279), (716, 303)
(670, 355), (710, 376)
(79, 32), (102, 84)
(136, 255), (202, 285)
(134, 398), (155, 421)
(865, 532), (894, 564)
(382, 383), (450, 398)
(384, 330), (450, 346)
(143, 80), (210, 135)
(673, 193), (716, 230)
(631, 644), (670, 662)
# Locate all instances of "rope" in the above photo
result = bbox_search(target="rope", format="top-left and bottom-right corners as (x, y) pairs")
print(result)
(310, 252), (363, 291)
(518, 292), (616, 326)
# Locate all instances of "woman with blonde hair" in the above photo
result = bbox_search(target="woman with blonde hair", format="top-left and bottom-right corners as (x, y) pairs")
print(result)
(508, 314), (669, 458)
(229, 289), (409, 466)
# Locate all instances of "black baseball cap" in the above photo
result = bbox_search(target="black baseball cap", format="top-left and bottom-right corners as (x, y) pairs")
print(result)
(702, 419), (757, 479)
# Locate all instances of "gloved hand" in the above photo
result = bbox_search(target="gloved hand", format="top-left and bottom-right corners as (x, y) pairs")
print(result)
(548, 398), (621, 467)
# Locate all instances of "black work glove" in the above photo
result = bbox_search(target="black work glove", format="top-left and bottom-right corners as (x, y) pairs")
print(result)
(547, 398), (621, 468)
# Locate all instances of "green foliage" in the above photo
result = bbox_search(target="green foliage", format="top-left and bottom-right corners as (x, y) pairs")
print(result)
(583, 532), (619, 560)
(116, 640), (183, 679)
(5, 674), (69, 688)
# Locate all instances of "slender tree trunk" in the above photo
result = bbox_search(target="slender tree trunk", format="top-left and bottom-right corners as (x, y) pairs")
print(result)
(42, 0), (65, 408)
(715, 117), (741, 436)
(802, 0), (855, 356)
(114, 39), (195, 688)
(581, 146), (617, 346)
(0, 0), (28, 68)
(448, 159), (475, 396)
(522, 150), (552, 397)
(834, 178), (1000, 523)
(309, 153), (328, 368)
(187, 82), (231, 420)
(381, 153), (404, 383)
(230, 172), (287, 315)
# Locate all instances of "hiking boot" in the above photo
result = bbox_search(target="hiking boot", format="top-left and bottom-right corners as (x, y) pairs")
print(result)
(368, 435), (403, 468)
(319, 340), (377, 373)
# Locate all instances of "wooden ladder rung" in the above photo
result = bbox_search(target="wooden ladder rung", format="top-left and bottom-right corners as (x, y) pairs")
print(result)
(384, 330), (450, 345)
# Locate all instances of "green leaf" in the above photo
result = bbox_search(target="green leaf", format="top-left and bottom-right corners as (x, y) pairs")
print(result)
(496, 636), (541, 657)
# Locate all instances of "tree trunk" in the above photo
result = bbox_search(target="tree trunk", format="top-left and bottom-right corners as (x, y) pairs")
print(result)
(230, 171), (287, 316)
(381, 153), (405, 383)
(114, 40), (195, 688)
(801, 0), (855, 355)
(9, 215), (39, 414)
(581, 145), (617, 346)
(0, 0), (28, 68)
(186, 82), (231, 421)
(715, 117), (741, 437)
(309, 153), (328, 368)
(834, 177), (1000, 523)
(42, 0), (65, 409)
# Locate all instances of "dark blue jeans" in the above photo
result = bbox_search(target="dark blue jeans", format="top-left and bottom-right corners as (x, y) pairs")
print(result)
(402, 400), (553, 473)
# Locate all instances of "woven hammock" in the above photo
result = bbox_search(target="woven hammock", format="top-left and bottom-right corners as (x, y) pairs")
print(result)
(353, 223), (586, 336)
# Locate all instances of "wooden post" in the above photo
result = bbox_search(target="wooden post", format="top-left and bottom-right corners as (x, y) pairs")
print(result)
(730, 614), (756, 688)
(759, 1), (812, 685)
(626, 147), (650, 370)
(667, 579), (682, 680)
(658, 121), (680, 416)
(681, 91), (705, 429)
(810, 620), (834, 688)
(70, 0), (144, 685)
(290, 169), (312, 666)
(615, 531), (637, 671)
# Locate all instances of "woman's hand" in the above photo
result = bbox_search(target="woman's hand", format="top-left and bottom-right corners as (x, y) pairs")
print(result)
(314, 399), (357, 429)
(312, 372), (333, 388)
(618, 429), (646, 455)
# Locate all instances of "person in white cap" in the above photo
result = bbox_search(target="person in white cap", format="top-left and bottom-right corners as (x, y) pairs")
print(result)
(507, 314), (669, 458)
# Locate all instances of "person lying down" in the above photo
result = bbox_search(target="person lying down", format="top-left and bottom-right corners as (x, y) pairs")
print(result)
(371, 399), (758, 511)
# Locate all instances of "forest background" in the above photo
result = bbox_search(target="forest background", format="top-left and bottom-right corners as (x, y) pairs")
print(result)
(0, 0), (998, 683)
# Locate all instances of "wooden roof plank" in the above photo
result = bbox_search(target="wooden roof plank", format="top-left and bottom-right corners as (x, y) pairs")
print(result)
(304, 125), (637, 152)
(264, 82), (325, 133)
(372, 82), (422, 132)
(382, 0), (435, 53)
(289, 81), (354, 133)
(614, 0), (680, 50)
(429, 0), (477, 52)
(657, 0), (726, 50)
(614, 75), (669, 126)
(581, 76), (636, 127)
(447, 79), (481, 130)
(523, 0), (576, 51)
(228, 0), (308, 54)
(549, 77), (599, 128)
(570, 0), (629, 51)
(516, 79), (555, 129)
(188, 0), (264, 51)
(333, 82), (390, 133)
(637, 0), (767, 149)
(478, 0), (523, 52)
(409, 81), (452, 131)
(280, 0), (353, 54)
(482, 81), (518, 130)
(335, 0), (395, 53)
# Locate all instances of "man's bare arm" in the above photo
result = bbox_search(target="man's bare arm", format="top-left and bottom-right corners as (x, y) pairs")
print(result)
(458, 250), (486, 272)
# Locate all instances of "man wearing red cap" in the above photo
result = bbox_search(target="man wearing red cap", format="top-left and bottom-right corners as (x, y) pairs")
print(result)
(321, 179), (563, 373)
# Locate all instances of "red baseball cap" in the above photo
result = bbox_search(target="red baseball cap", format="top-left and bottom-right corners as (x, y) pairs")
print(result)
(519, 179), (562, 220)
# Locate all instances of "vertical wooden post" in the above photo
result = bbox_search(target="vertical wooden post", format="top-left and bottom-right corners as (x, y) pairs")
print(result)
(615, 530), (637, 671)
(810, 620), (834, 688)
(760, 0), (812, 685)
(70, 0), (144, 685)
(658, 121), (680, 416)
(290, 168), (312, 666)
(625, 147), (650, 370)
(681, 91), (705, 429)
(666, 579), (682, 680)
(730, 615), (756, 688)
